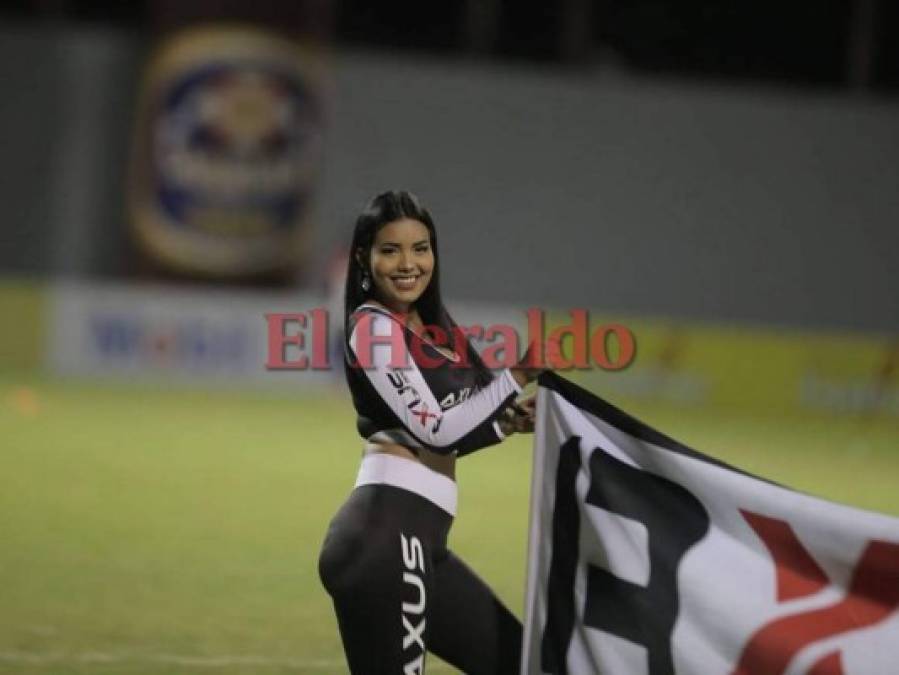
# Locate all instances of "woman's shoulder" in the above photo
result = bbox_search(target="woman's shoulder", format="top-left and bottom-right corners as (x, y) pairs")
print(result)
(352, 299), (390, 315)
(350, 301), (402, 323)
(348, 302), (407, 339)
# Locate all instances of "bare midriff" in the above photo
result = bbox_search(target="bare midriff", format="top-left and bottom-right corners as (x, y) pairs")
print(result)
(363, 441), (456, 481)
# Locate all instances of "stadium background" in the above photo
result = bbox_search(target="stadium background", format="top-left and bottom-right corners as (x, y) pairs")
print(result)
(1, 1), (897, 672)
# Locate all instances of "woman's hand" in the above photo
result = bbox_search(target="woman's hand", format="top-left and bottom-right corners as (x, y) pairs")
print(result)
(513, 394), (537, 433)
(498, 394), (537, 436)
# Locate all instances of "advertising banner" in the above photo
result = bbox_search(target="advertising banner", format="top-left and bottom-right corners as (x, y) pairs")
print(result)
(45, 281), (330, 388)
(128, 26), (324, 279)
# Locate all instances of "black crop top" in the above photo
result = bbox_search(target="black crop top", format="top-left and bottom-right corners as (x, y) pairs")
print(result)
(345, 304), (522, 457)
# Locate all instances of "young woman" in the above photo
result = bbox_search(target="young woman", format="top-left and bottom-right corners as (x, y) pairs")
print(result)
(318, 191), (543, 674)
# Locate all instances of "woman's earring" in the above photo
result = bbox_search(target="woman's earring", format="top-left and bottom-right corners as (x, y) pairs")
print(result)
(361, 273), (371, 292)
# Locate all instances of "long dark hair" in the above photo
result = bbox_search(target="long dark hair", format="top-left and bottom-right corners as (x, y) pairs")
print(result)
(344, 190), (493, 386)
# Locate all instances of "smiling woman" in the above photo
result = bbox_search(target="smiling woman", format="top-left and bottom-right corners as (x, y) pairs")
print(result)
(317, 190), (544, 674)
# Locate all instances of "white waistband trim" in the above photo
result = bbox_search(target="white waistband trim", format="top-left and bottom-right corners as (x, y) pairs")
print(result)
(354, 453), (458, 516)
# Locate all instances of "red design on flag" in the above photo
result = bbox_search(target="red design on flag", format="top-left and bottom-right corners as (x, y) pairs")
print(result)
(741, 510), (829, 601)
(808, 650), (843, 675)
(732, 511), (899, 675)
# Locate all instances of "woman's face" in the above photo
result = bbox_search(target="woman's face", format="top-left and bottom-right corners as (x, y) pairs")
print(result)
(365, 218), (434, 314)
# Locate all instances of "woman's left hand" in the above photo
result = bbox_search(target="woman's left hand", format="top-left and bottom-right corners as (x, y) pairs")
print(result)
(499, 394), (536, 435)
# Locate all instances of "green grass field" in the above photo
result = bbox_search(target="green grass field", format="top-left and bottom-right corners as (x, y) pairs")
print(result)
(1, 372), (897, 674)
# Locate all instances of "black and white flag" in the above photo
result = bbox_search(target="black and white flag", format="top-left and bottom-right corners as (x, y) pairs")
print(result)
(522, 373), (899, 675)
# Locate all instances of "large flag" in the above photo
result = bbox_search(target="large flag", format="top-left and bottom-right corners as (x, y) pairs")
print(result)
(522, 373), (899, 675)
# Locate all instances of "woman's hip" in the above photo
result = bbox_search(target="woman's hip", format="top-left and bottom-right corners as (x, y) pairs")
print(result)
(318, 482), (453, 597)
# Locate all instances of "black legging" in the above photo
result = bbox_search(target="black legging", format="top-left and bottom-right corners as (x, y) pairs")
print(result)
(318, 484), (522, 674)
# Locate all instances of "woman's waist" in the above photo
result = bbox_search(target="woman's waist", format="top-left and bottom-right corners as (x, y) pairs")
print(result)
(363, 438), (456, 480)
(355, 450), (458, 516)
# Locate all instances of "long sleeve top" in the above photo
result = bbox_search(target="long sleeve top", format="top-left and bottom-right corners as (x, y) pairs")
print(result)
(345, 304), (522, 457)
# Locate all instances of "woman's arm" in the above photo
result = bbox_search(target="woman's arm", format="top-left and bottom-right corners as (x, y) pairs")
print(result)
(349, 311), (527, 455)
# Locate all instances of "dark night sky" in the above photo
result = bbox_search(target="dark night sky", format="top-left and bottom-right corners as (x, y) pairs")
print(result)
(2, 0), (897, 92)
